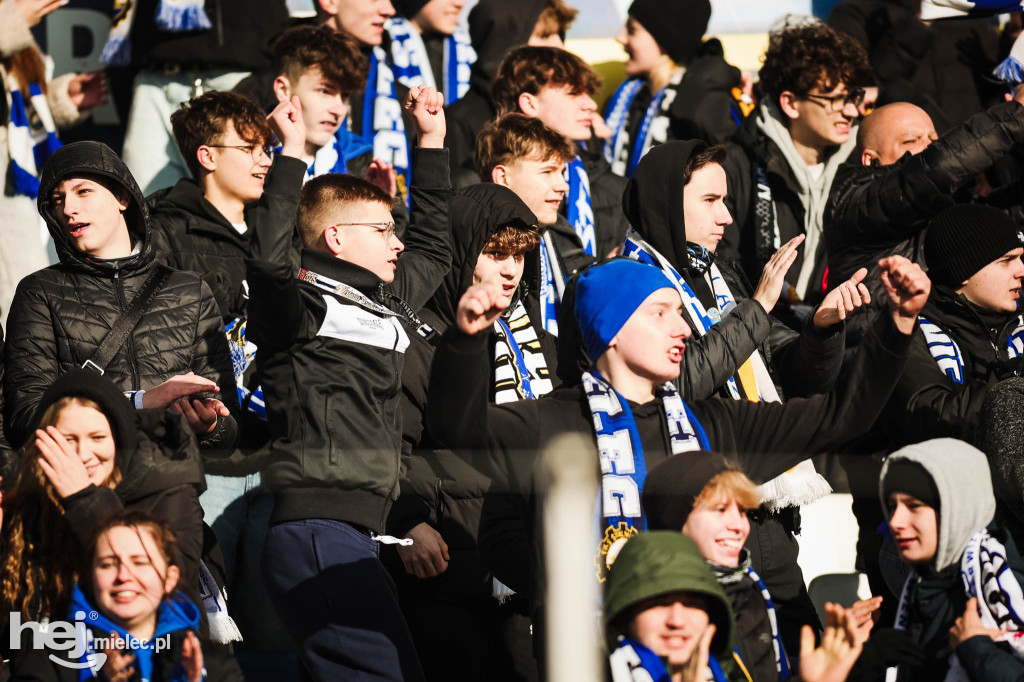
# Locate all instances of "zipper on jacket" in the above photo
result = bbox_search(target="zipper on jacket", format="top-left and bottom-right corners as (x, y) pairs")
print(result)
(114, 271), (142, 391)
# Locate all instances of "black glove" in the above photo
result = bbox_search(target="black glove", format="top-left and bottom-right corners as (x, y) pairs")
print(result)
(846, 628), (926, 681)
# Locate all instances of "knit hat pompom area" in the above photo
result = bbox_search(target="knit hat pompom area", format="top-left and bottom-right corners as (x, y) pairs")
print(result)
(924, 204), (1024, 288)
(573, 259), (676, 363)
(627, 0), (712, 66)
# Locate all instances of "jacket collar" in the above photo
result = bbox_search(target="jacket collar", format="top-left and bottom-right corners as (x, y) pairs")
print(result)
(300, 247), (384, 297)
(159, 179), (248, 245)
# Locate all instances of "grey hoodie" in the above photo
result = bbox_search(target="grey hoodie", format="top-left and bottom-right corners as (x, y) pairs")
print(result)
(879, 438), (996, 572)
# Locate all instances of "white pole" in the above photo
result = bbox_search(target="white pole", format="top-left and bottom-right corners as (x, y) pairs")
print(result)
(542, 433), (601, 681)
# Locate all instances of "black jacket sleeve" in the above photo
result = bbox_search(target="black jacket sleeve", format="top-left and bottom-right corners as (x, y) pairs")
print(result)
(956, 635), (1024, 682)
(826, 101), (1024, 254)
(768, 315), (846, 398)
(390, 148), (452, 311)
(885, 331), (993, 443)
(3, 281), (59, 449)
(190, 280), (239, 452)
(678, 298), (773, 400)
(245, 155), (308, 352)
(690, 312), (913, 483)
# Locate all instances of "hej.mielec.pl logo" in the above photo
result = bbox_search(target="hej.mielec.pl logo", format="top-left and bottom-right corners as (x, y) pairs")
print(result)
(9, 610), (171, 670)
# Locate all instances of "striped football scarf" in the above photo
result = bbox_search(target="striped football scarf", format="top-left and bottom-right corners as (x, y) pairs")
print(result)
(386, 16), (476, 104)
(101, 0), (212, 65)
(6, 74), (62, 198)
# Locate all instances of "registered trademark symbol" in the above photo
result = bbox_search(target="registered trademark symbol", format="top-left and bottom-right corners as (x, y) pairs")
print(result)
(89, 611), (98, 620)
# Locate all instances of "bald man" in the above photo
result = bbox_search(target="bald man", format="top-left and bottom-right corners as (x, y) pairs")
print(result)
(824, 88), (1024, 345)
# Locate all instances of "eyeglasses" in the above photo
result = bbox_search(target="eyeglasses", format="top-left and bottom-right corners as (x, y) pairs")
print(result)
(206, 143), (273, 161)
(802, 87), (865, 113)
(334, 221), (397, 240)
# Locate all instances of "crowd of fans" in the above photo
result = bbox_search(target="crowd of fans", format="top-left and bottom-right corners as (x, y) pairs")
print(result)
(2, 0), (1024, 680)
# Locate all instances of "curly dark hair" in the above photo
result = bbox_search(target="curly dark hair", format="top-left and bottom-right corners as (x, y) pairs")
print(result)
(170, 91), (274, 180)
(758, 20), (870, 99)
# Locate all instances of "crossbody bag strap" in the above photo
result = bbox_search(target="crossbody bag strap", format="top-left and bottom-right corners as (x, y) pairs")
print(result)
(82, 265), (174, 375)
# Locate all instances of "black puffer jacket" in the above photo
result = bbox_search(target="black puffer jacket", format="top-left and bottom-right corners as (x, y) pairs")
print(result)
(386, 184), (555, 602)
(826, 102), (1024, 296)
(622, 140), (845, 402)
(2, 141), (238, 452)
(885, 285), (1022, 447)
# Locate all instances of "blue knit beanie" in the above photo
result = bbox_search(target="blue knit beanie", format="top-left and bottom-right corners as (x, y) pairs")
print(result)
(574, 259), (676, 363)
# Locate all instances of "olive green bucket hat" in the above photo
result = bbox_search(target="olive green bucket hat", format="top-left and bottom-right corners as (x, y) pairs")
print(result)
(603, 531), (734, 658)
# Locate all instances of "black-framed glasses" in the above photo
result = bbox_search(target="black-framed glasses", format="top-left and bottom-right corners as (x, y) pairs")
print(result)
(206, 143), (273, 161)
(334, 221), (397, 240)
(802, 87), (865, 113)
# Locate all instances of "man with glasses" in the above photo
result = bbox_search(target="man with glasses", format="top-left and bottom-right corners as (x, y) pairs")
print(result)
(248, 84), (449, 682)
(719, 20), (870, 329)
(148, 90), (316, 663)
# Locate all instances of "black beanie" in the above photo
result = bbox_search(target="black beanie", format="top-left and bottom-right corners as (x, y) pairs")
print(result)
(642, 451), (735, 531)
(392, 0), (430, 19)
(628, 0), (712, 66)
(882, 460), (940, 511)
(924, 204), (1024, 288)
(32, 369), (137, 455)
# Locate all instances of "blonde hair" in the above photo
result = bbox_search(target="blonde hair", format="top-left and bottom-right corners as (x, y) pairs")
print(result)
(693, 469), (760, 511)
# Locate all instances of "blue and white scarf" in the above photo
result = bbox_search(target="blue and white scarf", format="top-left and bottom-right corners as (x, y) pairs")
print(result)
(363, 46), (412, 207)
(745, 565), (792, 679)
(493, 298), (552, 404)
(5, 75), (61, 198)
(918, 314), (1024, 385)
(386, 17), (475, 105)
(539, 232), (566, 335)
(621, 228), (832, 510)
(566, 155), (597, 257)
(101, 0), (212, 65)
(609, 638), (730, 682)
(585, 369), (708, 582)
(920, 0), (1022, 21)
(602, 71), (681, 177)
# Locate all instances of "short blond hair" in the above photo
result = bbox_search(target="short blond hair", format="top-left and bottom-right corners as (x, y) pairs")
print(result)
(694, 469), (761, 511)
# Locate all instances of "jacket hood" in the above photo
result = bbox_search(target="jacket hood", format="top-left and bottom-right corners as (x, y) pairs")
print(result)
(37, 141), (150, 268)
(468, 0), (546, 89)
(879, 438), (996, 572)
(622, 140), (708, 271)
(604, 531), (734, 659)
(426, 183), (539, 325)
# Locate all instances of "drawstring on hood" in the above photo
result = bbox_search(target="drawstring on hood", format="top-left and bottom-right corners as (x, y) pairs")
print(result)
(880, 438), (996, 572)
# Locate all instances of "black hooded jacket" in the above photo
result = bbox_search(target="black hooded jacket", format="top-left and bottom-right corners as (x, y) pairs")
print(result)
(444, 0), (546, 180)
(386, 184), (554, 601)
(621, 140), (845, 402)
(2, 142), (238, 453)
(885, 286), (1022, 447)
(824, 101), (1024, 342)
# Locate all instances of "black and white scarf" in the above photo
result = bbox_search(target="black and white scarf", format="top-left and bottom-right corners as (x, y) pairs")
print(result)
(493, 299), (552, 404)
(585, 369), (709, 582)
